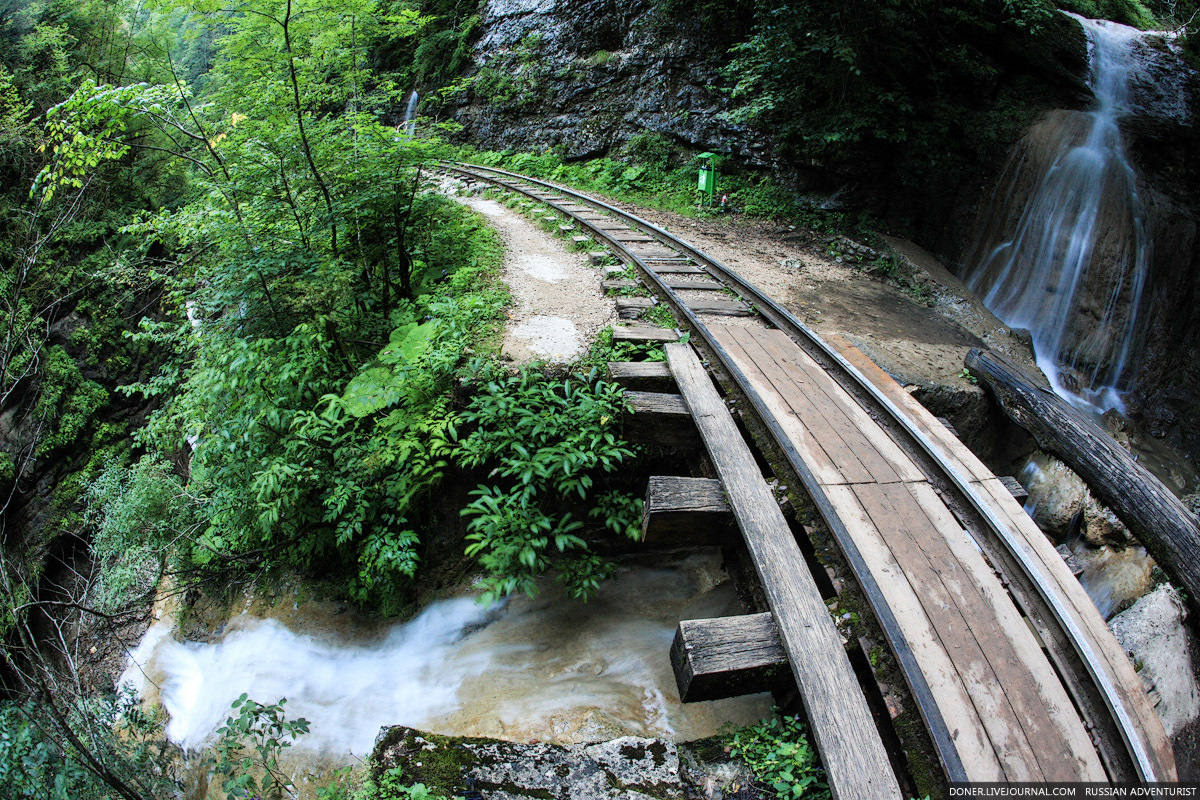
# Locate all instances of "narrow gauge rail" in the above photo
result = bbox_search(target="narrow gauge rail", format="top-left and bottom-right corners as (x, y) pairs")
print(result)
(440, 161), (1174, 784)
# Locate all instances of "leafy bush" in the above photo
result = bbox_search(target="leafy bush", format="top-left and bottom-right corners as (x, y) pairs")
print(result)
(454, 364), (641, 603)
(86, 455), (192, 611)
(0, 693), (178, 800)
(212, 694), (310, 800)
(730, 713), (830, 800)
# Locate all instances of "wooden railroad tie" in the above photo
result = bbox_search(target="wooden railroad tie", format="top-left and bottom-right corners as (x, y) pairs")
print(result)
(622, 390), (698, 448)
(606, 361), (673, 392)
(612, 325), (679, 343)
(601, 280), (639, 291)
(671, 612), (790, 702)
(641, 476), (733, 545)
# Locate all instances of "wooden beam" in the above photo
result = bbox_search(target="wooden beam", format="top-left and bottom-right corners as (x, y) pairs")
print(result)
(967, 347), (1200, 606)
(612, 326), (679, 343)
(661, 277), (723, 290)
(602, 280), (639, 291)
(616, 297), (654, 319)
(623, 390), (697, 447)
(664, 342), (900, 800)
(688, 298), (752, 316)
(642, 476), (733, 544)
(607, 361), (674, 392)
(671, 613), (789, 702)
(999, 475), (1029, 504)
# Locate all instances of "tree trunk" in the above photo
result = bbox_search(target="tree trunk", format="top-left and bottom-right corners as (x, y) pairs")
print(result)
(966, 347), (1200, 605)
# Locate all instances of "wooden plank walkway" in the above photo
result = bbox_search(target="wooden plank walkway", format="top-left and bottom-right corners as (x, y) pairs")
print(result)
(708, 324), (1110, 783)
(664, 342), (902, 800)
(825, 334), (1176, 781)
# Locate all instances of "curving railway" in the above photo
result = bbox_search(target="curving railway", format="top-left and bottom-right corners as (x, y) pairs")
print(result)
(440, 161), (1176, 796)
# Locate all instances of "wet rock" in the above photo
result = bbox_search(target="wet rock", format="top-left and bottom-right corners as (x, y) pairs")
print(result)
(374, 727), (686, 800)
(1110, 584), (1200, 737)
(1081, 494), (1132, 549)
(1076, 544), (1155, 619)
(1020, 452), (1087, 540)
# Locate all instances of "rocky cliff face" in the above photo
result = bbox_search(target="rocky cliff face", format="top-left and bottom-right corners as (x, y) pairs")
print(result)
(452, 0), (772, 164)
(1122, 48), (1200, 460)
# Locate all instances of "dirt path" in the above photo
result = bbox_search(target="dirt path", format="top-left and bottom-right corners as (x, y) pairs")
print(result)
(451, 184), (615, 364)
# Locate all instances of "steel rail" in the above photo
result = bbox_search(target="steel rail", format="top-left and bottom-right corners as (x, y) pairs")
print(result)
(441, 160), (1160, 782)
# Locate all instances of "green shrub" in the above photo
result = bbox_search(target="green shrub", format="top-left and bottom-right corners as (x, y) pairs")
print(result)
(729, 713), (830, 800)
(454, 364), (641, 604)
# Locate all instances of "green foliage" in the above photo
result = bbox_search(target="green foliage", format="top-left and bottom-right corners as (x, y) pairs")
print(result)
(1058, 0), (1157, 27)
(212, 694), (310, 800)
(729, 713), (830, 800)
(454, 365), (641, 604)
(0, 692), (179, 800)
(86, 455), (191, 610)
(32, 346), (108, 456)
(356, 765), (450, 800)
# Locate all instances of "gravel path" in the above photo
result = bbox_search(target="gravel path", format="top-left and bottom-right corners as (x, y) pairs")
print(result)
(451, 186), (616, 364)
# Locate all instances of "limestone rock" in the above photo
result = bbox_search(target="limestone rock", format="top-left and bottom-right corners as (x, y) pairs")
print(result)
(373, 727), (686, 800)
(1110, 584), (1200, 737)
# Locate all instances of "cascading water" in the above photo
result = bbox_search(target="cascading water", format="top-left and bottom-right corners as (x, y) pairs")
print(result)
(402, 89), (419, 139)
(964, 14), (1155, 413)
(121, 556), (770, 760)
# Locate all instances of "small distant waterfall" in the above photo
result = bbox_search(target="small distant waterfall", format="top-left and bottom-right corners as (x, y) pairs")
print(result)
(964, 15), (1156, 413)
(402, 90), (419, 139)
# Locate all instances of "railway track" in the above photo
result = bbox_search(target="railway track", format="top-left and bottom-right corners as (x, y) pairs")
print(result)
(440, 161), (1174, 786)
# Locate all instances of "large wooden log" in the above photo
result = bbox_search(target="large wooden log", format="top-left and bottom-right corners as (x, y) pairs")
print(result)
(670, 613), (789, 702)
(966, 347), (1200, 604)
(665, 342), (900, 800)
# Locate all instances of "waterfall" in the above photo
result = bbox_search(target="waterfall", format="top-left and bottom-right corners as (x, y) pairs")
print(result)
(964, 15), (1157, 413)
(402, 89), (419, 139)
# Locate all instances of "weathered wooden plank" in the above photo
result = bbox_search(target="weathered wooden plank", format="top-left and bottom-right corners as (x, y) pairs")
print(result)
(616, 297), (654, 319)
(628, 248), (681, 259)
(969, 475), (1176, 780)
(664, 342), (900, 800)
(854, 481), (1051, 780)
(623, 390), (696, 447)
(602, 280), (639, 291)
(718, 326), (880, 485)
(646, 263), (704, 274)
(687, 298), (753, 316)
(712, 327), (850, 486)
(748, 329), (924, 484)
(612, 325), (679, 343)
(999, 475), (1029, 503)
(661, 277), (724, 290)
(967, 346), (1200, 609)
(558, 224), (576, 234)
(607, 361), (674, 392)
(611, 232), (655, 242)
(588, 251), (611, 264)
(571, 235), (590, 246)
(642, 475), (732, 543)
(822, 483), (1005, 781)
(616, 297), (653, 308)
(670, 613), (789, 702)
(825, 333), (993, 482)
(822, 331), (1166, 776)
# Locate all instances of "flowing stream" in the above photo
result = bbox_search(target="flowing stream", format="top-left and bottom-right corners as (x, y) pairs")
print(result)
(121, 555), (771, 762)
(964, 14), (1155, 413)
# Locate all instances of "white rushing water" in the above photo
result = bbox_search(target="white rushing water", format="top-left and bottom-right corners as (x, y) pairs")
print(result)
(965, 15), (1156, 413)
(402, 90), (419, 139)
(123, 556), (771, 758)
